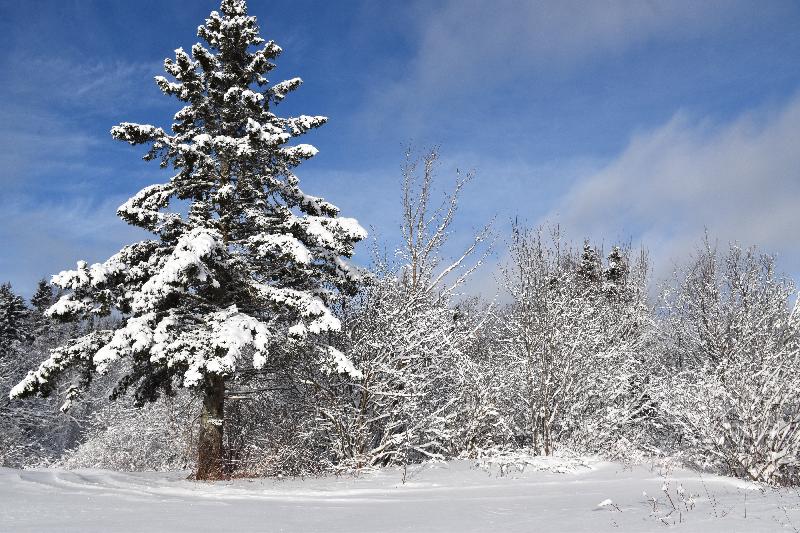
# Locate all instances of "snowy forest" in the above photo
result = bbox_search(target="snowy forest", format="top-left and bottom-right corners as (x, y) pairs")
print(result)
(2, 0), (799, 515)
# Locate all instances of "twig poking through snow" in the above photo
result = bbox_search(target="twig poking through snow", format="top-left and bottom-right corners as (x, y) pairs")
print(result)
(598, 499), (622, 512)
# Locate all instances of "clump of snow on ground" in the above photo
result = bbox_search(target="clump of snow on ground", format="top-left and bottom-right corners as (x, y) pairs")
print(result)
(2, 459), (799, 532)
(471, 448), (595, 476)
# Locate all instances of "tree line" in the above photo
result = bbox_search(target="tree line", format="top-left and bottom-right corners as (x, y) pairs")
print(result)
(3, 148), (798, 485)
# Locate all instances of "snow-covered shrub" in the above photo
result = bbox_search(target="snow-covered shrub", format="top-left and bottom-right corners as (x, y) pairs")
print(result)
(499, 226), (653, 456)
(323, 274), (496, 467)
(306, 148), (498, 469)
(61, 391), (197, 471)
(1, 281), (88, 468)
(445, 297), (513, 454)
(654, 242), (800, 485)
(225, 400), (334, 477)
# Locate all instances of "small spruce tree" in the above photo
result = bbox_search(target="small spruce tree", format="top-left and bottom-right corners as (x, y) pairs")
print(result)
(603, 245), (629, 297)
(29, 279), (55, 336)
(10, 0), (365, 479)
(0, 283), (30, 360)
(576, 241), (602, 284)
(30, 279), (55, 315)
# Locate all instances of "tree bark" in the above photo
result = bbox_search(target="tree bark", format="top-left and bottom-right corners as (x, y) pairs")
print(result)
(196, 374), (226, 480)
(196, 156), (230, 481)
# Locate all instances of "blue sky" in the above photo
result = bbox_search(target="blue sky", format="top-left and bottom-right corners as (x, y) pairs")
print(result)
(1, 0), (799, 296)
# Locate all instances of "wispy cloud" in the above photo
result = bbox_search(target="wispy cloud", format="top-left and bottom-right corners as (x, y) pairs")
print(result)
(0, 54), (163, 190)
(413, 1), (737, 84)
(0, 54), (165, 294)
(0, 195), (148, 296)
(4, 55), (160, 113)
(547, 93), (800, 281)
(362, 0), (759, 131)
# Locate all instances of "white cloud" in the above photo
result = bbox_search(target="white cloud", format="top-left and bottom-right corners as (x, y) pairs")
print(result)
(0, 55), (165, 294)
(0, 196), (147, 296)
(414, 1), (736, 85)
(5, 55), (159, 112)
(0, 110), (103, 187)
(363, 0), (757, 128)
(547, 94), (800, 282)
(0, 55), (163, 188)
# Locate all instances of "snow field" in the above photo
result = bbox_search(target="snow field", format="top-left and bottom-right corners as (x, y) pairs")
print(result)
(2, 458), (799, 532)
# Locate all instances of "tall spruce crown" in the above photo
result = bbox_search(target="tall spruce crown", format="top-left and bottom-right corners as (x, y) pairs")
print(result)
(11, 0), (365, 410)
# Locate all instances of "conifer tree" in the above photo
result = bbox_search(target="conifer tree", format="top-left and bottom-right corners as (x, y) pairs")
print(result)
(30, 279), (55, 315)
(604, 246), (627, 283)
(0, 283), (30, 359)
(10, 0), (365, 479)
(576, 241), (602, 284)
(603, 245), (629, 297)
(29, 279), (55, 336)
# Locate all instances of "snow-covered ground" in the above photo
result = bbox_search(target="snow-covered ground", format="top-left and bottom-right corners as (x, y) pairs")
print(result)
(2, 457), (799, 532)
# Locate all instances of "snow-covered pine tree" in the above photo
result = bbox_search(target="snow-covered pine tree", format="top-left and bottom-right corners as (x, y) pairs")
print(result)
(10, 0), (365, 480)
(30, 279), (55, 315)
(29, 279), (55, 337)
(0, 283), (30, 360)
(603, 246), (628, 293)
(576, 241), (602, 284)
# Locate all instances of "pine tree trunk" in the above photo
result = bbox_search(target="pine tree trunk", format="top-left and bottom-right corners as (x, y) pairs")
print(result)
(196, 155), (230, 481)
(196, 374), (226, 480)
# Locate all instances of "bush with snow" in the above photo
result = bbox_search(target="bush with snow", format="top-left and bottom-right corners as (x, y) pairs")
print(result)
(498, 226), (653, 457)
(654, 241), (800, 485)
